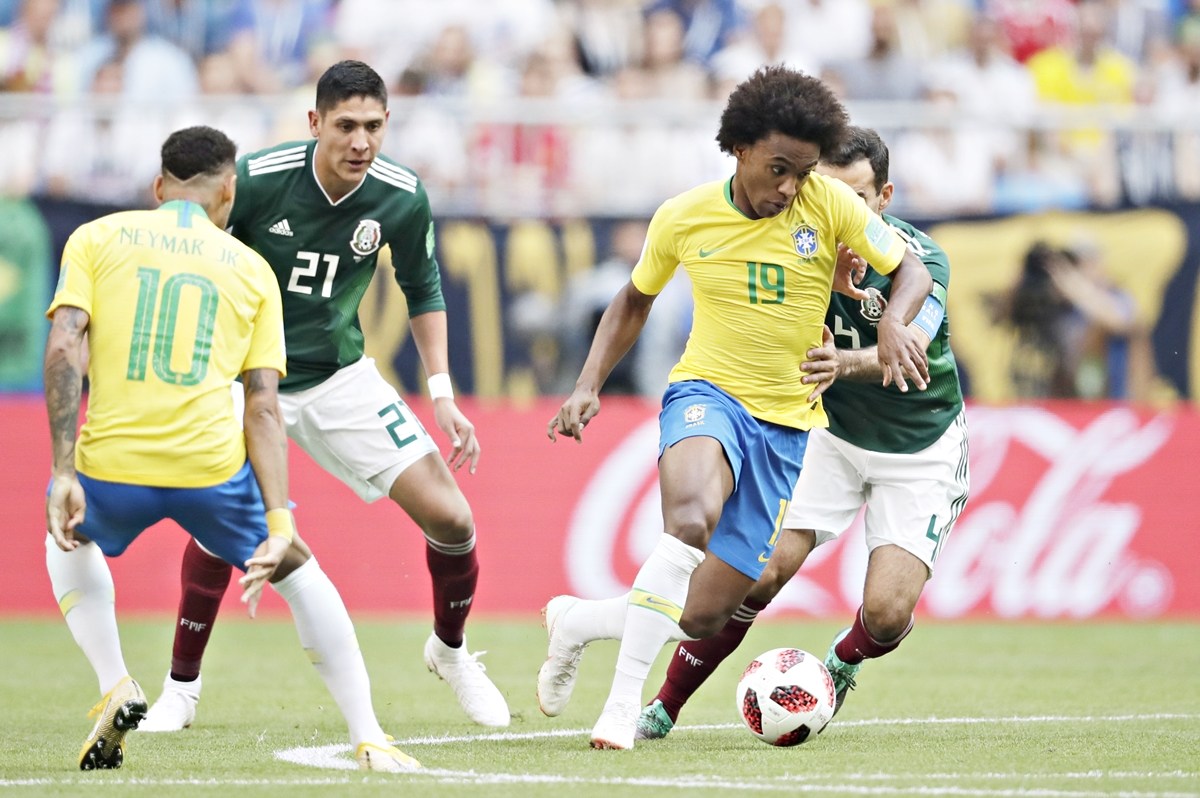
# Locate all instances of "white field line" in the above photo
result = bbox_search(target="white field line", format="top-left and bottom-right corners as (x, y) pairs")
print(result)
(3, 714), (1196, 795)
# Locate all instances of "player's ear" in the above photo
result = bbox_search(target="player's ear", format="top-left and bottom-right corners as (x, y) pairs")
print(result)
(152, 174), (165, 204)
(878, 181), (894, 212)
(307, 109), (320, 137)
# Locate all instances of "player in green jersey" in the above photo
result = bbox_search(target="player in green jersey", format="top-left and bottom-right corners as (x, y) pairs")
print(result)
(635, 126), (970, 741)
(140, 61), (510, 732)
(538, 70), (935, 751)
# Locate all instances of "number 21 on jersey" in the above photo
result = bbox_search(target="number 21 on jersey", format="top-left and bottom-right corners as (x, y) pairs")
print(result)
(288, 251), (339, 297)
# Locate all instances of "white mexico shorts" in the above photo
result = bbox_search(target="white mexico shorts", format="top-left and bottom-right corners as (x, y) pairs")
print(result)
(782, 410), (969, 574)
(234, 357), (438, 502)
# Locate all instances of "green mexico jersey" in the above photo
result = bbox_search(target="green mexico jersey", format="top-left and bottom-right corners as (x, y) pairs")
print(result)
(825, 214), (963, 454)
(228, 140), (445, 391)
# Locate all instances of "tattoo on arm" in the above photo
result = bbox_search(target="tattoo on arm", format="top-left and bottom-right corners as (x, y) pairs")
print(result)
(45, 308), (88, 471)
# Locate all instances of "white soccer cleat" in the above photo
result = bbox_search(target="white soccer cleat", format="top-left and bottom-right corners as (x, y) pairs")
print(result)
(423, 633), (511, 727)
(536, 595), (587, 717)
(355, 741), (422, 772)
(138, 673), (201, 732)
(590, 699), (640, 750)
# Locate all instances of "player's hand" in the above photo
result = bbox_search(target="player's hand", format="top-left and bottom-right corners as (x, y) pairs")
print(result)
(239, 534), (289, 618)
(433, 398), (481, 474)
(832, 244), (871, 301)
(547, 389), (601, 443)
(876, 316), (929, 393)
(46, 474), (86, 551)
(800, 325), (840, 401)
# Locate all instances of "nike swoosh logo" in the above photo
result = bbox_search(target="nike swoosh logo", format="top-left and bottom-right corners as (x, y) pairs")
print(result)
(643, 595), (675, 607)
(758, 553), (771, 563)
(698, 245), (729, 258)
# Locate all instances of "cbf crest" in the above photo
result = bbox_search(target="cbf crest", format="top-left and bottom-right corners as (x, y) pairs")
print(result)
(684, 403), (707, 427)
(860, 287), (887, 322)
(792, 225), (818, 258)
(350, 219), (382, 258)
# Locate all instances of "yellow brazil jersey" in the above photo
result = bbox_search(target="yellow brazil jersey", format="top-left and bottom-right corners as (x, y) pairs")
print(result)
(46, 200), (286, 488)
(632, 174), (907, 430)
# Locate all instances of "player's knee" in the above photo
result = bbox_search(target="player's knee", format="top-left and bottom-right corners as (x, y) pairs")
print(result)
(862, 597), (913, 642)
(678, 609), (727, 640)
(423, 503), (475, 544)
(663, 516), (712, 551)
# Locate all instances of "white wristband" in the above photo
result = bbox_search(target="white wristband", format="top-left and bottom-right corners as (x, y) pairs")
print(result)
(427, 372), (454, 401)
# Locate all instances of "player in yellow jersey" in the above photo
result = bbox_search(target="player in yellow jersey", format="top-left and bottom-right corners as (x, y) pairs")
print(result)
(43, 126), (419, 773)
(537, 66), (933, 750)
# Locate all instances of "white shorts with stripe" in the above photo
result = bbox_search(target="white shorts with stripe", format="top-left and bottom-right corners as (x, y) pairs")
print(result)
(782, 410), (969, 575)
(236, 357), (438, 502)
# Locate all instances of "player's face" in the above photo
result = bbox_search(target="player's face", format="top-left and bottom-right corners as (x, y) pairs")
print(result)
(816, 158), (892, 215)
(731, 132), (820, 220)
(308, 95), (389, 198)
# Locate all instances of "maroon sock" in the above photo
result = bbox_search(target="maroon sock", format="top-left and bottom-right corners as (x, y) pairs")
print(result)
(655, 597), (769, 722)
(834, 605), (913, 665)
(426, 541), (479, 648)
(169, 538), (233, 681)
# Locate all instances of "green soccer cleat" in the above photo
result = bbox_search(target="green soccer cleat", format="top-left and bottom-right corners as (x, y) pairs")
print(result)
(79, 676), (147, 770)
(634, 699), (675, 741)
(824, 628), (860, 718)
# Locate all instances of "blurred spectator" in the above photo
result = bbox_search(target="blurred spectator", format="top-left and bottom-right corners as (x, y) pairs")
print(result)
(415, 22), (513, 99)
(776, 0), (871, 69)
(0, 113), (37, 194)
(77, 0), (198, 106)
(710, 1), (819, 88)
(1001, 240), (1137, 399)
(888, 0), (973, 60)
(0, 0), (72, 94)
(557, 0), (644, 78)
(381, 68), (469, 205)
(991, 129), (1091, 213)
(888, 79), (994, 216)
(984, 0), (1075, 63)
(929, 14), (1037, 125)
(1027, 1), (1138, 105)
(235, 0), (335, 92)
(1154, 11), (1200, 199)
(42, 58), (166, 204)
(171, 52), (271, 154)
(1099, 0), (1175, 62)
(640, 8), (708, 98)
(142, 0), (253, 62)
(642, 0), (745, 69)
(822, 3), (924, 101)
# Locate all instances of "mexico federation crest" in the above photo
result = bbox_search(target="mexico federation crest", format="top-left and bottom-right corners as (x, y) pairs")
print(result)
(792, 225), (818, 258)
(350, 219), (382, 257)
(683, 403), (707, 425)
(859, 287), (887, 322)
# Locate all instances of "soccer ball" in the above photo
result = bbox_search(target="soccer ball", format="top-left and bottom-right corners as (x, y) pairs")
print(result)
(735, 647), (836, 746)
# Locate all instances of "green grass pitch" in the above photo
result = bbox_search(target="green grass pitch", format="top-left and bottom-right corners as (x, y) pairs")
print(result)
(1, 616), (1197, 797)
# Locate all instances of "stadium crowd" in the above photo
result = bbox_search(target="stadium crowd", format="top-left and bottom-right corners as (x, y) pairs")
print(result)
(1, 0), (1200, 215)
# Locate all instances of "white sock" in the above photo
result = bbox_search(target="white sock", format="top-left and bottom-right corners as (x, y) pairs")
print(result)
(606, 535), (704, 706)
(565, 594), (629, 644)
(45, 536), (129, 695)
(271, 558), (386, 746)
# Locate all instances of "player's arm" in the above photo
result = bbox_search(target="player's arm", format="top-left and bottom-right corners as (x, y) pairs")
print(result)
(238, 365), (293, 615)
(43, 305), (90, 551)
(410, 309), (480, 474)
(876, 248), (932, 392)
(548, 281), (656, 443)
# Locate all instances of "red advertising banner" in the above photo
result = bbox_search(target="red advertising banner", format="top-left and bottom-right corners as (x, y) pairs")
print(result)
(2, 396), (1196, 618)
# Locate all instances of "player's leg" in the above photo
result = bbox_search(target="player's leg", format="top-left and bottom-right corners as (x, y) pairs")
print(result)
(45, 474), (155, 768)
(826, 412), (970, 716)
(386, 454), (509, 727)
(637, 529), (817, 739)
(180, 461), (419, 771)
(139, 537), (231, 732)
(286, 358), (508, 727)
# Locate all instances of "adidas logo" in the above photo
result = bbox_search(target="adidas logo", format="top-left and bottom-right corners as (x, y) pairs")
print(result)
(268, 219), (293, 236)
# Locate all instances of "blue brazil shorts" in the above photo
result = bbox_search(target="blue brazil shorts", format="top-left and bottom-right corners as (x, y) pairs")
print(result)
(68, 460), (267, 571)
(658, 380), (808, 580)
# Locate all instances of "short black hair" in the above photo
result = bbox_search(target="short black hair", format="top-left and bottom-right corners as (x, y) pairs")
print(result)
(161, 126), (236, 180)
(716, 66), (848, 156)
(820, 126), (890, 193)
(315, 60), (387, 113)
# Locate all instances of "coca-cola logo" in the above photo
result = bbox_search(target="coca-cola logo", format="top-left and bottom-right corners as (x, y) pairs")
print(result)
(565, 407), (1176, 619)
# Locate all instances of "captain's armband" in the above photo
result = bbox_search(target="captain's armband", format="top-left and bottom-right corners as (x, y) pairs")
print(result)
(911, 294), (945, 340)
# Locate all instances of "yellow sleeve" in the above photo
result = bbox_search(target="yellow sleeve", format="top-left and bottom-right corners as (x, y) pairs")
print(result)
(826, 178), (907, 276)
(46, 227), (97, 318)
(242, 252), (287, 376)
(630, 199), (681, 296)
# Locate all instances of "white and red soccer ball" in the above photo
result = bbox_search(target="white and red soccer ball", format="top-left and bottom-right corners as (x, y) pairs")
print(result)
(735, 647), (836, 746)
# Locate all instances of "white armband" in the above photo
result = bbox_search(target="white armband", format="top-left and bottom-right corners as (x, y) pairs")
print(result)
(427, 372), (454, 401)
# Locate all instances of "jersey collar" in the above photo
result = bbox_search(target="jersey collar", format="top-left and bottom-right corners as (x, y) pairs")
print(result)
(310, 141), (368, 207)
(158, 199), (209, 227)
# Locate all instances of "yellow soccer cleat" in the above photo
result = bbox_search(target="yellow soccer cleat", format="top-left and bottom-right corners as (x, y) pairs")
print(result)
(79, 676), (148, 770)
(355, 741), (422, 772)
